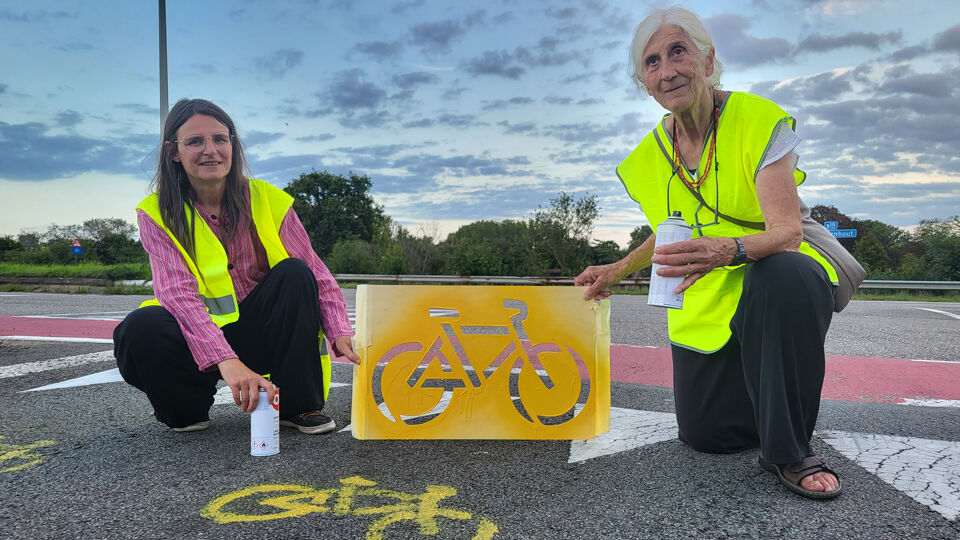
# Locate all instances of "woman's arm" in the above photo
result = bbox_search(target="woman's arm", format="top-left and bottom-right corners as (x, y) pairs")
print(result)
(279, 208), (359, 363)
(651, 152), (803, 293)
(575, 233), (657, 300)
(138, 210), (238, 371)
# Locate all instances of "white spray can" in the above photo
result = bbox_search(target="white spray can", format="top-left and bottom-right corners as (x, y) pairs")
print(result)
(648, 211), (693, 309)
(250, 386), (279, 456)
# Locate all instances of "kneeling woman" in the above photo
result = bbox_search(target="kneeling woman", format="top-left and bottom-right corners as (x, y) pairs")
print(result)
(115, 98), (358, 435)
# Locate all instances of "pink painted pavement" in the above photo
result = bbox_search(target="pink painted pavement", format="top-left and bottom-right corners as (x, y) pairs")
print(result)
(3, 316), (957, 405)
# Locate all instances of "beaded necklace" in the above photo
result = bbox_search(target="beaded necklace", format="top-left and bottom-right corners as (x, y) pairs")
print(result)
(671, 91), (720, 191)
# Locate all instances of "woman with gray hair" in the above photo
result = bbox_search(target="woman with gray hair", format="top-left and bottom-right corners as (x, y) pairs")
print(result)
(576, 7), (842, 499)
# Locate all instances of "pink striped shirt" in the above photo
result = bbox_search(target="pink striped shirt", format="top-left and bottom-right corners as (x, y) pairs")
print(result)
(137, 201), (353, 372)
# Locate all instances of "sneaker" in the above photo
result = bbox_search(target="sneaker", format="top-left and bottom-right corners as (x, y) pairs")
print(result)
(172, 420), (210, 432)
(280, 411), (336, 434)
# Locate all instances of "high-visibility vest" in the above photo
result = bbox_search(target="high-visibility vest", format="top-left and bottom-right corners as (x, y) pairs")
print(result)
(137, 178), (332, 399)
(617, 92), (837, 353)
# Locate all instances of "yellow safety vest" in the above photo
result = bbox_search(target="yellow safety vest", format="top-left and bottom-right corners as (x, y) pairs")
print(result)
(617, 92), (837, 353)
(137, 178), (332, 398)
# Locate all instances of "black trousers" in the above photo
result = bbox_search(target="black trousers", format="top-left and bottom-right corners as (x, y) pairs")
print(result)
(114, 258), (326, 428)
(671, 251), (835, 465)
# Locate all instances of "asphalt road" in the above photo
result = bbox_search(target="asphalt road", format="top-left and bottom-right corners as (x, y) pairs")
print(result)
(0, 291), (958, 539)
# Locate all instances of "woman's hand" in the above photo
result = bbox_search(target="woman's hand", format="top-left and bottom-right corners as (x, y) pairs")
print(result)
(217, 358), (274, 413)
(333, 335), (360, 364)
(574, 263), (622, 300)
(651, 236), (736, 293)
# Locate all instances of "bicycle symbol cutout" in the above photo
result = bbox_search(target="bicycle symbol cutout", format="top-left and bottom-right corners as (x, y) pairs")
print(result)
(372, 299), (591, 427)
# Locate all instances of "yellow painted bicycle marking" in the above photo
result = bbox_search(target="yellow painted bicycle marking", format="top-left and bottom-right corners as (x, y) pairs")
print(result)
(201, 475), (498, 539)
(0, 435), (55, 474)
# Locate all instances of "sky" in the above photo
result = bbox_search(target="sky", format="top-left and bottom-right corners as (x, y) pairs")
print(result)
(1, 0), (959, 248)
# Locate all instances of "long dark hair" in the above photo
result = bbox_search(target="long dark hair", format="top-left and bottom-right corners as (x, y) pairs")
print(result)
(151, 98), (251, 261)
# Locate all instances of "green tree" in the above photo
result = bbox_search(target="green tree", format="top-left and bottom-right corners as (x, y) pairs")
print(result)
(852, 231), (891, 277)
(591, 240), (623, 265)
(82, 218), (137, 242)
(94, 234), (146, 265)
(283, 170), (388, 257)
(326, 239), (379, 274)
(627, 225), (653, 251)
(442, 220), (546, 276)
(0, 236), (20, 260)
(911, 217), (960, 281)
(530, 192), (599, 276)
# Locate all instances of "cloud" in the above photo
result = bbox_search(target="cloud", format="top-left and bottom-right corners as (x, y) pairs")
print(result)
(402, 118), (434, 128)
(0, 9), (73, 22)
(320, 69), (386, 109)
(541, 113), (644, 144)
(546, 7), (578, 19)
(461, 50), (525, 79)
(932, 23), (960, 52)
(435, 113), (477, 127)
(795, 31), (902, 54)
(244, 130), (285, 148)
(514, 37), (588, 68)
(498, 121), (538, 134)
(57, 42), (93, 52)
(0, 83), (7, 94)
(352, 40), (404, 60)
(409, 19), (466, 54)
(391, 0), (424, 14)
(391, 71), (440, 89)
(482, 97), (534, 110)
(705, 14), (792, 68)
(0, 121), (148, 181)
(749, 69), (857, 105)
(55, 110), (82, 127)
(492, 11), (514, 24)
(889, 45), (929, 61)
(254, 49), (304, 78)
(879, 72), (955, 99)
(296, 134), (336, 143)
(118, 103), (160, 116)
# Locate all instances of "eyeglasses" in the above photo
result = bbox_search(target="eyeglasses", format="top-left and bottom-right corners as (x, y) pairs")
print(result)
(172, 133), (233, 153)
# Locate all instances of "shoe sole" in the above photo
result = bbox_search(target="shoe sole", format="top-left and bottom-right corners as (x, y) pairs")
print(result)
(172, 420), (210, 432)
(279, 419), (336, 434)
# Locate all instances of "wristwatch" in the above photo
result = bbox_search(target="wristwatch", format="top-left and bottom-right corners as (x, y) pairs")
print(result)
(731, 237), (747, 265)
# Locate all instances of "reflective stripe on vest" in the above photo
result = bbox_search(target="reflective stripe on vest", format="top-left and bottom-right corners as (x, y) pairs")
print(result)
(617, 92), (837, 353)
(137, 178), (332, 399)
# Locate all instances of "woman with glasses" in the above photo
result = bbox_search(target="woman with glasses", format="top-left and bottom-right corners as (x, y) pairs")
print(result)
(114, 98), (358, 437)
(575, 7), (842, 499)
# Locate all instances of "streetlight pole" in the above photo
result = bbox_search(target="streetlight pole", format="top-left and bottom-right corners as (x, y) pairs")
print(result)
(159, 0), (168, 128)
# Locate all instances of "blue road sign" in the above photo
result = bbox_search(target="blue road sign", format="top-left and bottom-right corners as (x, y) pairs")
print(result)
(71, 246), (82, 255)
(824, 221), (838, 230)
(830, 229), (858, 239)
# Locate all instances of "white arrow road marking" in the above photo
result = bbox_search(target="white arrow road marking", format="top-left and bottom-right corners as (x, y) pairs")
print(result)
(23, 367), (122, 391)
(916, 307), (960, 320)
(569, 406), (678, 463)
(1, 350), (114, 379)
(820, 430), (960, 521)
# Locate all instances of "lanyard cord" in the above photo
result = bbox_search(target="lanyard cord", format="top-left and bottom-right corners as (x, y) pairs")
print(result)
(671, 93), (720, 191)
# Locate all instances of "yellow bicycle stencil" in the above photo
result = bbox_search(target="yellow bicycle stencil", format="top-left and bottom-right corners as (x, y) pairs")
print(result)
(0, 434), (55, 474)
(200, 475), (498, 539)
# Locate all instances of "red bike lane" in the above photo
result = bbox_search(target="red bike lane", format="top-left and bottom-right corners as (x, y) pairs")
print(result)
(3, 315), (958, 405)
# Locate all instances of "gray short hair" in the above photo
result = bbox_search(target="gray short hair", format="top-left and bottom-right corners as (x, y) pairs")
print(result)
(629, 6), (723, 92)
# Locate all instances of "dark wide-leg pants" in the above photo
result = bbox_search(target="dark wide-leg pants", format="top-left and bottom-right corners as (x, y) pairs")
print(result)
(671, 251), (835, 465)
(114, 258), (326, 428)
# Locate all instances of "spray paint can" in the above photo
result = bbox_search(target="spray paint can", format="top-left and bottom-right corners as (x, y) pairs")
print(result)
(648, 211), (693, 309)
(250, 386), (279, 456)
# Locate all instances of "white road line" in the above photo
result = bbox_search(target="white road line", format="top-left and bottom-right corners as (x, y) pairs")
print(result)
(821, 430), (960, 521)
(900, 398), (960, 408)
(916, 307), (960, 320)
(0, 350), (114, 379)
(569, 406), (678, 463)
(0, 335), (113, 344)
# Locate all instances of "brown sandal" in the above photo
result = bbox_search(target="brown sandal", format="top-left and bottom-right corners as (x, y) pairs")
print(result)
(760, 456), (842, 500)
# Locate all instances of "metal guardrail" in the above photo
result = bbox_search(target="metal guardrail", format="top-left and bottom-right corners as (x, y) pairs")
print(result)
(37, 276), (960, 292)
(858, 280), (960, 291)
(334, 274), (960, 290)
